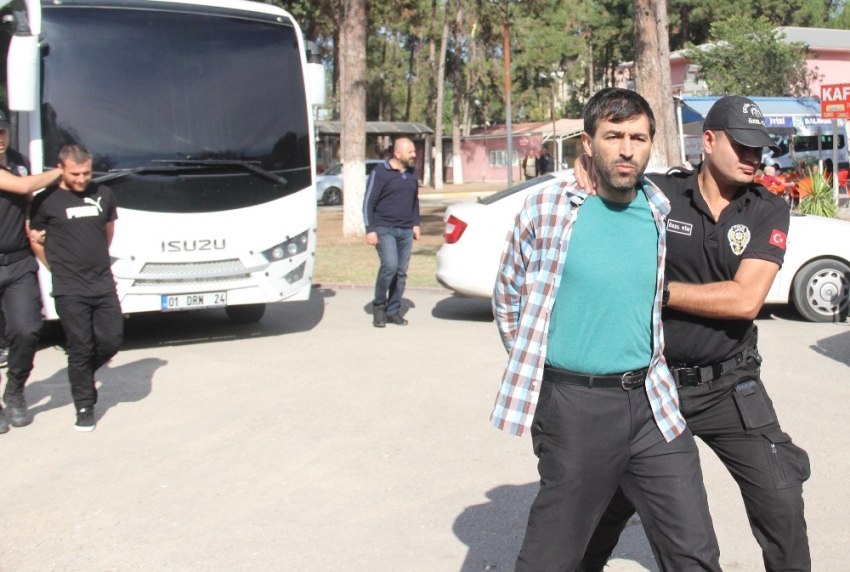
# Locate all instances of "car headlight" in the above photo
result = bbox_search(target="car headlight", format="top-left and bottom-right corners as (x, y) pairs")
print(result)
(262, 231), (309, 261)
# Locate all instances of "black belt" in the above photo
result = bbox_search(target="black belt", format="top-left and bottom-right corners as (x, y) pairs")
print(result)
(0, 248), (31, 266)
(671, 352), (745, 388)
(542, 366), (647, 390)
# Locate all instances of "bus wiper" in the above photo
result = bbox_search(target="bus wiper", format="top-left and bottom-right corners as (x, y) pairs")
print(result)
(153, 159), (288, 187)
(93, 160), (289, 187)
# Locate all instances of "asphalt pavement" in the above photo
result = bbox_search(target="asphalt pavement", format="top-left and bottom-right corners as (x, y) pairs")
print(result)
(1, 287), (848, 571)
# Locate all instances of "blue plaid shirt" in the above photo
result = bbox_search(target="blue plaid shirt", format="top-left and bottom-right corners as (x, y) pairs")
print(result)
(491, 179), (686, 442)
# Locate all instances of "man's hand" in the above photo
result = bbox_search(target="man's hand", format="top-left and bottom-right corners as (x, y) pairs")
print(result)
(365, 232), (378, 246)
(29, 228), (46, 245)
(572, 154), (598, 195)
(413, 226), (420, 240)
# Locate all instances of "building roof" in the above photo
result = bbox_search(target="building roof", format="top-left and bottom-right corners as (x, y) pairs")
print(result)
(780, 26), (850, 51)
(315, 121), (433, 135)
(467, 118), (585, 139)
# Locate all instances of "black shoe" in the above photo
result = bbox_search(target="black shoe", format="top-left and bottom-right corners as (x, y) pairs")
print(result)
(386, 313), (408, 326)
(0, 408), (8, 434)
(0, 347), (9, 368)
(373, 304), (387, 328)
(3, 387), (30, 427)
(75, 407), (96, 432)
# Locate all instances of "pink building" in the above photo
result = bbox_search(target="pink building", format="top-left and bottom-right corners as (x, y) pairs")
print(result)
(443, 119), (585, 183)
(620, 26), (850, 98)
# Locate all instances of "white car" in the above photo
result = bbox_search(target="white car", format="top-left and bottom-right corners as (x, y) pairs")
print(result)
(436, 170), (850, 323)
(316, 160), (384, 206)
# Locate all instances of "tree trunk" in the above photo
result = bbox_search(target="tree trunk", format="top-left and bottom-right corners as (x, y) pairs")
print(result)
(450, 0), (464, 185)
(655, 0), (680, 167)
(434, 7), (450, 190)
(332, 19), (341, 119)
(405, 35), (416, 122)
(340, 0), (368, 237)
(377, 18), (389, 122)
(386, 31), (398, 122)
(423, 0), (438, 187)
(633, 0), (678, 168)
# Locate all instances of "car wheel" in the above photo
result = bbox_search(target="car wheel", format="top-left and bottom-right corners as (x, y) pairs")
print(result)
(323, 187), (342, 206)
(791, 258), (850, 322)
(225, 303), (266, 324)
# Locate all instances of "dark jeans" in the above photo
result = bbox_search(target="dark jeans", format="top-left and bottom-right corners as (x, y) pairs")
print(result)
(54, 292), (124, 410)
(580, 350), (811, 572)
(373, 226), (413, 316)
(516, 380), (721, 572)
(0, 256), (43, 392)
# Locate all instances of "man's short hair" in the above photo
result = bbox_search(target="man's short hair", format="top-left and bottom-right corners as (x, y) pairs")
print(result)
(58, 144), (93, 165)
(583, 88), (656, 140)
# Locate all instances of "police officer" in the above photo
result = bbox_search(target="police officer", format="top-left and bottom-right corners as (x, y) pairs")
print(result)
(573, 96), (811, 572)
(0, 110), (63, 433)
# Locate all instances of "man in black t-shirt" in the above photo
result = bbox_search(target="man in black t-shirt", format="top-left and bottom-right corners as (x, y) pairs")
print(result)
(573, 97), (810, 572)
(30, 144), (122, 433)
(0, 110), (63, 434)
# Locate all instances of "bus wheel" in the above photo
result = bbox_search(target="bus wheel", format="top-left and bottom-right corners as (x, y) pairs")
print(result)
(323, 187), (342, 206)
(225, 303), (266, 324)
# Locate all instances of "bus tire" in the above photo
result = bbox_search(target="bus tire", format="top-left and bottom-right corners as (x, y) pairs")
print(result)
(323, 187), (342, 206)
(225, 303), (266, 324)
(792, 258), (850, 322)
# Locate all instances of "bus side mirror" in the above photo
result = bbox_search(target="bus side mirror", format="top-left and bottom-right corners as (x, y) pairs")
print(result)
(7, 33), (39, 112)
(307, 63), (326, 109)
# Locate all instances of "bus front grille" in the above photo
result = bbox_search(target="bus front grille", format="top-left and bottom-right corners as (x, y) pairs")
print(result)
(132, 275), (252, 288)
(139, 259), (245, 275)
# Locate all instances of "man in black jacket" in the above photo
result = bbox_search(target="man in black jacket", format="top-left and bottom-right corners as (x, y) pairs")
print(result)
(363, 138), (420, 327)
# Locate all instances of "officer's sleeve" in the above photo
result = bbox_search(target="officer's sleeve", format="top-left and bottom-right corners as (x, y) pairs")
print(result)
(29, 189), (49, 230)
(742, 195), (791, 267)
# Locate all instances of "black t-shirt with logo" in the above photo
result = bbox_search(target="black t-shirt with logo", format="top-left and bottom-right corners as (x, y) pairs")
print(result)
(0, 149), (32, 254)
(30, 183), (118, 297)
(646, 167), (790, 365)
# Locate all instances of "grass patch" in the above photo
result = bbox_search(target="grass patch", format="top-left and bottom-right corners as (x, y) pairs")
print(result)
(314, 206), (447, 288)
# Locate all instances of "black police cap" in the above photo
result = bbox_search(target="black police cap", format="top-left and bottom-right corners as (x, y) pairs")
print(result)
(703, 96), (781, 155)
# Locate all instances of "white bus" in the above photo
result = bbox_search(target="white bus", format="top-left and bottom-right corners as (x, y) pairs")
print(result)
(5, 0), (322, 323)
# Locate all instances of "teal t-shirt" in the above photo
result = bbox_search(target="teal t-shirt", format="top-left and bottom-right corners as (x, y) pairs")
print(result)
(545, 190), (658, 374)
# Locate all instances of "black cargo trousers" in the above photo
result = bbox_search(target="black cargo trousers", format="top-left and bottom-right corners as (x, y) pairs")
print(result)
(578, 333), (812, 572)
(0, 256), (43, 395)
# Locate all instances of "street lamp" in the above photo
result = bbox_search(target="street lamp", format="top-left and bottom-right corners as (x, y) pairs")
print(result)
(488, 0), (523, 187)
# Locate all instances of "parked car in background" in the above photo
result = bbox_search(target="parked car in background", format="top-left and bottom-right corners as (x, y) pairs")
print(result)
(316, 160), (384, 206)
(436, 170), (850, 323)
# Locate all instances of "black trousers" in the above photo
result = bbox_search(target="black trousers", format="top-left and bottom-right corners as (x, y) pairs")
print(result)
(579, 349), (811, 572)
(54, 292), (124, 410)
(515, 380), (721, 572)
(0, 256), (43, 392)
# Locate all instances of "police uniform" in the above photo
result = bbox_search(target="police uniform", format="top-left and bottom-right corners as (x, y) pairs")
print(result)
(579, 166), (811, 572)
(0, 149), (45, 430)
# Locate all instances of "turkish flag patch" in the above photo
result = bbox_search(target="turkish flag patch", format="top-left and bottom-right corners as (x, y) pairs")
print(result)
(769, 229), (787, 249)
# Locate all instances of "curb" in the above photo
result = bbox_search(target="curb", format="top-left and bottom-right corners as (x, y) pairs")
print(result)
(313, 282), (454, 295)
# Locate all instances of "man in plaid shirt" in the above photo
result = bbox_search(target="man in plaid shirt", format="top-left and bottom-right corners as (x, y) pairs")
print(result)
(493, 88), (721, 571)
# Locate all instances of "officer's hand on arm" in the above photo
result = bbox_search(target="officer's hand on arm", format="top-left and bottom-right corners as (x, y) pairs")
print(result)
(667, 258), (780, 320)
(572, 154), (599, 195)
(413, 226), (420, 240)
(28, 227), (45, 245)
(28, 232), (49, 270)
(365, 232), (378, 246)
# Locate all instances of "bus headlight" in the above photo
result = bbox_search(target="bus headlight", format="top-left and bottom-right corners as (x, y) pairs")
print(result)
(262, 231), (309, 261)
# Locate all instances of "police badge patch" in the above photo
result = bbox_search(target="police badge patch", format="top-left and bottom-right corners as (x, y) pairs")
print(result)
(727, 224), (751, 255)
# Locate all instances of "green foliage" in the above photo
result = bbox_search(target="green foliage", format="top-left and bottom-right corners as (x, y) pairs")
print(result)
(799, 167), (839, 218)
(683, 16), (819, 97)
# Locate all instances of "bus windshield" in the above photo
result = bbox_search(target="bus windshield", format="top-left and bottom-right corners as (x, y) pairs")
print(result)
(41, 4), (311, 213)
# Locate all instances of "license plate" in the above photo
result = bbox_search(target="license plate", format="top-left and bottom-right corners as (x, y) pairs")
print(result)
(161, 292), (227, 312)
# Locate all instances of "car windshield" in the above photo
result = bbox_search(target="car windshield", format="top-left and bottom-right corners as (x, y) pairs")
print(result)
(479, 174), (556, 205)
(323, 164), (343, 176)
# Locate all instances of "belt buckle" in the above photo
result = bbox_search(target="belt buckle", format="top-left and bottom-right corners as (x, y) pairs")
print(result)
(673, 366), (697, 387)
(621, 371), (642, 391)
